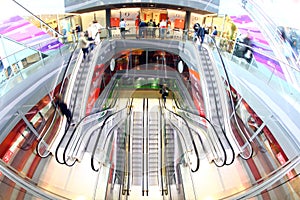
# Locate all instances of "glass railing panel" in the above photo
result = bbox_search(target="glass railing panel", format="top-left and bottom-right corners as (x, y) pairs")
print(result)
(243, 0), (299, 68)
(21, 14), (69, 47)
(0, 161), (69, 199)
(0, 33), (75, 97)
(225, 157), (300, 200)
(0, 173), (41, 199)
(91, 107), (129, 171)
(212, 36), (300, 112)
(210, 38), (300, 172)
(0, 51), (41, 96)
(107, 26), (190, 41)
(262, 176), (300, 200)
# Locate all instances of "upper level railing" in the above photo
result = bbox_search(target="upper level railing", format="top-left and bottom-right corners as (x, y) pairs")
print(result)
(242, 0), (300, 86)
(212, 34), (300, 111)
(0, 33), (74, 97)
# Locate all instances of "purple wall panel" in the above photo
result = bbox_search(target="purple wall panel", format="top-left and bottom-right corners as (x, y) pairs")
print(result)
(0, 15), (63, 52)
(230, 14), (285, 79)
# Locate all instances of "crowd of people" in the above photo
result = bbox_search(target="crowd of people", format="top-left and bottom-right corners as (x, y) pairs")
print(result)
(121, 17), (172, 39)
(76, 20), (104, 60)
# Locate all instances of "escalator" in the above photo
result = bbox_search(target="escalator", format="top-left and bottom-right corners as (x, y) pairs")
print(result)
(116, 123), (127, 184)
(148, 110), (159, 186)
(127, 98), (164, 198)
(198, 46), (235, 166)
(105, 122), (127, 200)
(131, 110), (143, 188)
(98, 97), (173, 199)
(54, 49), (106, 166)
(161, 99), (197, 200)
(165, 123), (175, 185)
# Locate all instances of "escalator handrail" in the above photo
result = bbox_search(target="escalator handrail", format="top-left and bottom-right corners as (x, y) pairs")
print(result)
(207, 35), (254, 160)
(61, 81), (120, 166)
(36, 42), (79, 159)
(162, 100), (200, 173)
(198, 42), (236, 165)
(158, 98), (168, 195)
(55, 60), (118, 165)
(0, 160), (69, 200)
(56, 41), (103, 164)
(124, 100), (132, 196)
(91, 98), (133, 172)
(172, 98), (229, 166)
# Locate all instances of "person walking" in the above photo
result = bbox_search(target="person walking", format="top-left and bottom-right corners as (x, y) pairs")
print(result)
(196, 25), (205, 47)
(160, 84), (169, 104)
(54, 95), (73, 125)
(119, 18), (126, 39)
(193, 23), (200, 42)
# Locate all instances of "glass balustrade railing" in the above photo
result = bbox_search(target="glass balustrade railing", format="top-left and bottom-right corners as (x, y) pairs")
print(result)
(0, 159), (68, 200)
(0, 33), (75, 97)
(243, 0), (300, 77)
(207, 34), (300, 198)
(211, 35), (300, 111)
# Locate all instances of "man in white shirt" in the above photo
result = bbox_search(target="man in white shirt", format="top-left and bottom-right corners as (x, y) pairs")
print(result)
(88, 20), (103, 50)
(91, 20), (103, 40)
(119, 18), (126, 39)
(159, 19), (167, 39)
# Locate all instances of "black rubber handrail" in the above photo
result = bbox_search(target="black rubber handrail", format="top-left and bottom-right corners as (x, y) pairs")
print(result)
(57, 64), (119, 166)
(61, 90), (120, 167)
(207, 35), (254, 160)
(91, 98), (133, 172)
(36, 42), (79, 159)
(172, 97), (227, 167)
(198, 43), (235, 166)
(158, 98), (168, 195)
(162, 99), (200, 173)
(56, 43), (107, 165)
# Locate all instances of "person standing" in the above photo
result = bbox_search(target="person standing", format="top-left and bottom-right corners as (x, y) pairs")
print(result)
(89, 20), (103, 50)
(139, 20), (147, 38)
(78, 32), (90, 60)
(211, 26), (218, 44)
(160, 84), (169, 104)
(119, 18), (126, 39)
(91, 20), (103, 40)
(135, 16), (141, 38)
(87, 23), (94, 50)
(166, 17), (171, 37)
(193, 23), (200, 42)
(94, 28), (102, 45)
(75, 24), (82, 40)
(0, 57), (5, 84)
(159, 19), (167, 39)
